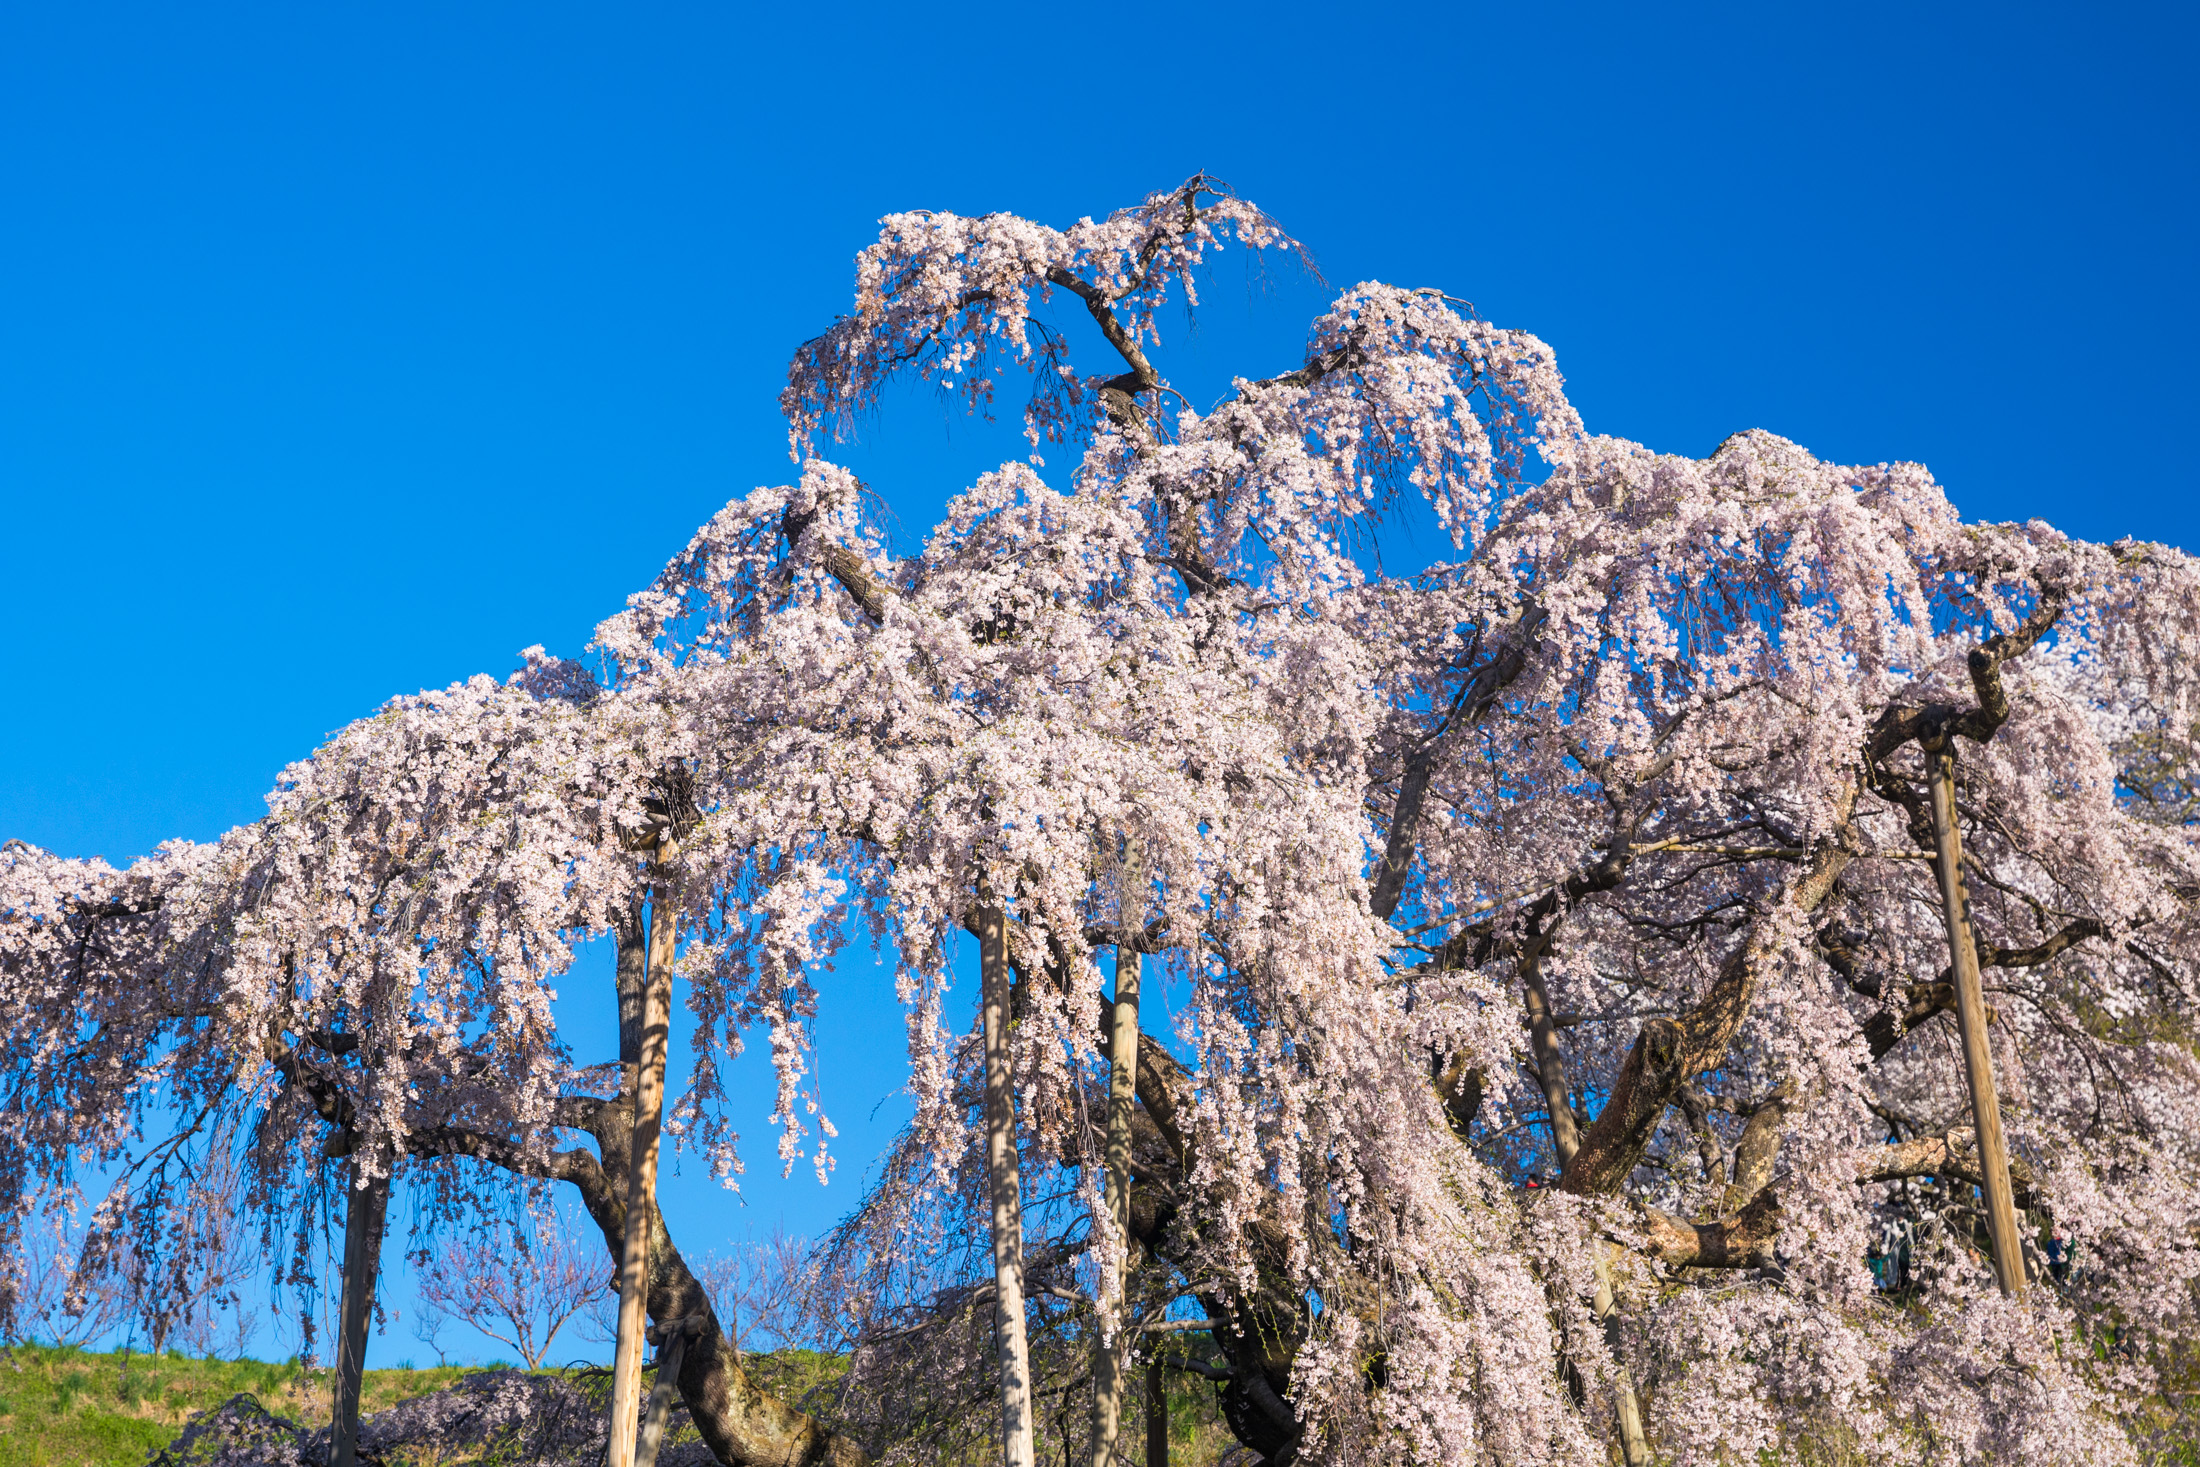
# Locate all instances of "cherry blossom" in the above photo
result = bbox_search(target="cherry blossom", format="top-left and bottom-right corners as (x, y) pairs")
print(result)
(7, 178), (2198, 1467)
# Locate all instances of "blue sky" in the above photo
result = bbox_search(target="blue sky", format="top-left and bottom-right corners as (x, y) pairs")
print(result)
(3, 1), (2194, 1366)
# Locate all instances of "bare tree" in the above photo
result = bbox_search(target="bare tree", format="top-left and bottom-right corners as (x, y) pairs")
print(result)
(1, 1203), (132, 1348)
(592, 1227), (819, 1360)
(704, 1229), (820, 1356)
(414, 1206), (608, 1369)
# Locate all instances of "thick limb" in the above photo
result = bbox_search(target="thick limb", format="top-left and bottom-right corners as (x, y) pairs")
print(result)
(410, 1099), (866, 1466)
(1854, 916), (2106, 1059)
(1560, 819), (1856, 1198)
(1520, 929), (1646, 1467)
(1629, 1126), (2039, 1272)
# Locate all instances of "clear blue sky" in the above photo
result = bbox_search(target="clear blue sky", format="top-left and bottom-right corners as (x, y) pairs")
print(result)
(3, 1), (2193, 1365)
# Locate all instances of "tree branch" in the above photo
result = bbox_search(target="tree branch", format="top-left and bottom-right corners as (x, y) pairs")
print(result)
(1369, 602), (1547, 921)
(1634, 1187), (1783, 1271)
(1868, 595), (2064, 761)
(1560, 821), (1855, 1198)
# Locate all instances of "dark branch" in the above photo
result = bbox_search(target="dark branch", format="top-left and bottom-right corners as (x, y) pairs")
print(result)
(1370, 602), (1548, 921)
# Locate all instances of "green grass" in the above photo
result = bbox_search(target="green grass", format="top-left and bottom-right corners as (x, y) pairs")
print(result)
(0, 1345), (469, 1467)
(738, 1347), (847, 1415)
(0, 1343), (1244, 1467)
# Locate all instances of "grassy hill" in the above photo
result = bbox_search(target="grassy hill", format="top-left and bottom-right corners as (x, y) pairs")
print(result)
(0, 1346), (472, 1467)
(0, 1343), (1242, 1467)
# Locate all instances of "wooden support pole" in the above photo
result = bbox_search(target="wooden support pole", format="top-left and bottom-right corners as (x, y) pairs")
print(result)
(980, 896), (1036, 1467)
(330, 1163), (389, 1467)
(1926, 743), (2027, 1297)
(1592, 1257), (1649, 1467)
(634, 1329), (691, 1467)
(1090, 877), (1144, 1467)
(608, 855), (680, 1467)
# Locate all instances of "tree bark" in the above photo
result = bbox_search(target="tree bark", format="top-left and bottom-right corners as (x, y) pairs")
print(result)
(980, 898), (1037, 1467)
(1633, 1186), (1784, 1270)
(290, 944), (868, 1464)
(1720, 1082), (1794, 1215)
(610, 860), (680, 1467)
(1145, 1352), (1167, 1467)
(1926, 746), (2027, 1297)
(329, 1162), (388, 1467)
(1519, 932), (1580, 1167)
(1089, 928), (1143, 1467)
(1522, 935), (1646, 1467)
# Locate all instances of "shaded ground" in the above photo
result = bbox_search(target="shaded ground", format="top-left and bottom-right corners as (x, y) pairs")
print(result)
(0, 1347), (754, 1467)
(152, 1368), (644, 1467)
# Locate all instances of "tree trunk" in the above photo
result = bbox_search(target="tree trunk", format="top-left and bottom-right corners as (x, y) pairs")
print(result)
(1145, 1353), (1167, 1467)
(1089, 931), (1143, 1467)
(610, 861), (680, 1467)
(1519, 933), (1580, 1167)
(330, 1163), (389, 1467)
(1926, 746), (2027, 1297)
(979, 898), (1036, 1467)
(317, 922), (870, 1464)
(563, 1104), (867, 1467)
(1523, 938), (1647, 1467)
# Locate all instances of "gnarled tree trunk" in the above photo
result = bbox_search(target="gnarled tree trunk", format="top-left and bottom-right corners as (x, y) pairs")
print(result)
(329, 1161), (388, 1467)
(609, 859), (679, 1467)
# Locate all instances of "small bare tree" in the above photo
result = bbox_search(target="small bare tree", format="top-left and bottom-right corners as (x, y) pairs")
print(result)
(591, 1227), (817, 1358)
(162, 1143), (265, 1359)
(414, 1206), (607, 1369)
(2, 1204), (132, 1347)
(703, 1228), (819, 1356)
(172, 1218), (263, 1361)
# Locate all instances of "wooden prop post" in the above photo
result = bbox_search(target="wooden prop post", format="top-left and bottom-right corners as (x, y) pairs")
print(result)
(608, 851), (680, 1467)
(634, 1326), (692, 1467)
(979, 897), (1036, 1467)
(330, 1162), (389, 1467)
(1926, 741), (2027, 1297)
(1089, 865), (1145, 1467)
